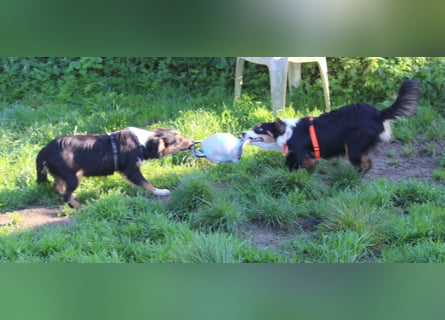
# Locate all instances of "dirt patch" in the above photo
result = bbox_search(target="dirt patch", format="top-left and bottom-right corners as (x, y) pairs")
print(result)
(0, 206), (72, 230)
(242, 221), (296, 248)
(363, 140), (442, 182)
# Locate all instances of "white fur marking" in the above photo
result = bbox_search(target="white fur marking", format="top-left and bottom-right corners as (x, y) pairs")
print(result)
(282, 118), (299, 127)
(276, 119), (299, 147)
(127, 127), (155, 146)
(379, 120), (392, 142)
(153, 188), (170, 196)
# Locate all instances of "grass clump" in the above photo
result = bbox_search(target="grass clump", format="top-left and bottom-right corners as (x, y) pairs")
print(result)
(190, 195), (247, 233)
(258, 167), (330, 200)
(380, 239), (445, 263)
(167, 171), (216, 220)
(247, 192), (299, 229)
(171, 232), (241, 263)
(320, 191), (388, 247)
(389, 179), (443, 208)
(294, 230), (373, 263)
(312, 158), (362, 190)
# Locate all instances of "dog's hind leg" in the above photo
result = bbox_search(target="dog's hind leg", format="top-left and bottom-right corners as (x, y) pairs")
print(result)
(359, 153), (372, 173)
(36, 146), (52, 183)
(36, 158), (49, 183)
(346, 147), (372, 173)
(54, 176), (66, 194)
(59, 173), (82, 208)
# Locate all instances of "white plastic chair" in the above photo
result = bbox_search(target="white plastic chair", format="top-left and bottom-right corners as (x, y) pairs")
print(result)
(234, 57), (331, 114)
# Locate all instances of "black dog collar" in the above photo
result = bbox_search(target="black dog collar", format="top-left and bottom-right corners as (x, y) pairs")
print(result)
(109, 134), (119, 171)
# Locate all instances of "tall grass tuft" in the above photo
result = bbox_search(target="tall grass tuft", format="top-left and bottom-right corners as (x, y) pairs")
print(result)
(258, 167), (331, 200)
(312, 158), (361, 190)
(167, 171), (216, 220)
(174, 232), (241, 263)
(390, 179), (443, 208)
(190, 195), (247, 233)
(380, 239), (445, 263)
(247, 192), (298, 229)
(296, 230), (372, 263)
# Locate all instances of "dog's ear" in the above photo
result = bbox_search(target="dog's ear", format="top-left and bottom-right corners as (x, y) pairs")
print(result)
(153, 128), (179, 137)
(273, 118), (287, 134)
(153, 129), (180, 146)
(160, 135), (177, 147)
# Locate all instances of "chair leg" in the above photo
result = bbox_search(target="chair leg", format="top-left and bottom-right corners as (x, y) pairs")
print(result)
(268, 59), (288, 115)
(316, 59), (331, 111)
(234, 58), (245, 100)
(287, 62), (302, 92)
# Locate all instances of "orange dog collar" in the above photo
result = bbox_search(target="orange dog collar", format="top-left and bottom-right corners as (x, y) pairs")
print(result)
(308, 117), (320, 160)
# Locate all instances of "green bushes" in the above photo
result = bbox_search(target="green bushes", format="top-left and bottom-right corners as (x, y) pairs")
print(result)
(2, 57), (444, 112)
(0, 57), (237, 104)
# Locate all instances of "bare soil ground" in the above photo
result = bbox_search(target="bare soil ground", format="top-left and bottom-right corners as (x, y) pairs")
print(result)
(363, 140), (441, 182)
(0, 206), (71, 230)
(1, 140), (442, 251)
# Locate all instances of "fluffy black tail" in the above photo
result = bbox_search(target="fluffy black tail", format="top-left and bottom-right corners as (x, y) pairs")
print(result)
(380, 80), (420, 121)
(36, 148), (49, 183)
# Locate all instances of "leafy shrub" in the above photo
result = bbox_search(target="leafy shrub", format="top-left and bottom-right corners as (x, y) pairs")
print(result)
(295, 57), (444, 112)
(0, 57), (237, 104)
(2, 57), (443, 114)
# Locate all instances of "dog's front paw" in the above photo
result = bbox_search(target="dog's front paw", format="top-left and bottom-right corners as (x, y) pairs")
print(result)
(153, 188), (170, 197)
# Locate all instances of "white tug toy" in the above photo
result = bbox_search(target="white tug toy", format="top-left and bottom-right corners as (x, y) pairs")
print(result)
(191, 133), (250, 163)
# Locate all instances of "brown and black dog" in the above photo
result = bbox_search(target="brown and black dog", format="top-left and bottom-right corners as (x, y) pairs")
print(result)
(36, 127), (193, 207)
(243, 80), (420, 173)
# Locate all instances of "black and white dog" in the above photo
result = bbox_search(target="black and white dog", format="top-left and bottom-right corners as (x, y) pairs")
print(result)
(36, 127), (194, 207)
(243, 80), (420, 172)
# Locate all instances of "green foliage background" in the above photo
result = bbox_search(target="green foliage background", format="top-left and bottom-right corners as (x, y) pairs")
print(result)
(1, 57), (444, 109)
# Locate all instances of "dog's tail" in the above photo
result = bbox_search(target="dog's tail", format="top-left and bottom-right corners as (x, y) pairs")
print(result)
(380, 80), (420, 121)
(36, 147), (49, 183)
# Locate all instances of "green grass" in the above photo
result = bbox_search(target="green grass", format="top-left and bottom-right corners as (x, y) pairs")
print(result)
(1, 78), (445, 263)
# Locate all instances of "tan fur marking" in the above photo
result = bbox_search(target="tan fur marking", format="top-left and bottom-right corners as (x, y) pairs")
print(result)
(76, 170), (84, 180)
(68, 198), (81, 208)
(157, 139), (166, 156)
(54, 178), (65, 194)
(254, 134), (276, 144)
(140, 181), (157, 193)
(159, 136), (194, 157)
(360, 153), (372, 172)
(302, 159), (314, 168)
